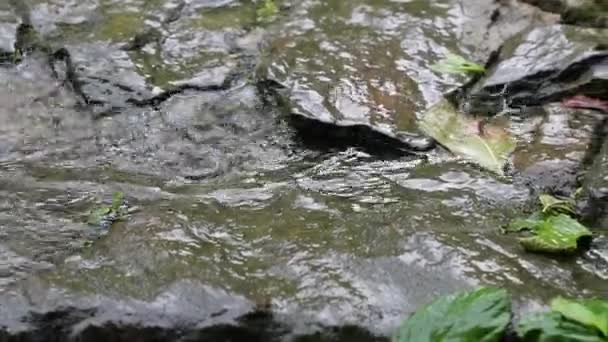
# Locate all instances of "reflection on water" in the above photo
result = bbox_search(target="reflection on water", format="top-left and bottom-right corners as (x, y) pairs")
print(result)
(0, 0), (606, 337)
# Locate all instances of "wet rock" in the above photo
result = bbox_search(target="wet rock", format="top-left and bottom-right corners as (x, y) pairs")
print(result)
(511, 104), (602, 196)
(520, 0), (608, 28)
(257, 0), (551, 152)
(187, 0), (239, 11)
(169, 64), (234, 88)
(0, 22), (17, 55)
(1, 2), (36, 63)
(580, 133), (608, 228)
(517, 159), (580, 196)
(471, 25), (608, 109)
(0, 280), (254, 340)
(580, 235), (608, 281)
(29, 0), (98, 35)
(67, 42), (154, 111)
(154, 24), (257, 88)
(0, 281), (388, 342)
(2, 0), (608, 340)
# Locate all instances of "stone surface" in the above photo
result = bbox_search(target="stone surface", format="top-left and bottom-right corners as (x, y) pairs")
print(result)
(580, 129), (608, 229)
(521, 0), (608, 27)
(257, 0), (553, 151)
(0, 0), (607, 341)
(471, 25), (608, 108)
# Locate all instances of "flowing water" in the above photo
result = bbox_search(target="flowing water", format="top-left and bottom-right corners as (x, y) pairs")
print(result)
(0, 0), (606, 340)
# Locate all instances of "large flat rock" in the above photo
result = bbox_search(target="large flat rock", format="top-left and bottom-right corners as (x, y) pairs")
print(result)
(471, 24), (608, 107)
(1, 1), (607, 341)
(257, 0), (553, 150)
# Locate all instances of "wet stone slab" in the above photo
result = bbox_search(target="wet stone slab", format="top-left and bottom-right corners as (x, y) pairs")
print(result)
(471, 24), (608, 108)
(521, 0), (608, 27)
(257, 0), (552, 150)
(0, 0), (607, 340)
(580, 133), (608, 229)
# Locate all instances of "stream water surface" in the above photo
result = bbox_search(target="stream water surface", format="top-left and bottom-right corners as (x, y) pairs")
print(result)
(0, 0), (606, 340)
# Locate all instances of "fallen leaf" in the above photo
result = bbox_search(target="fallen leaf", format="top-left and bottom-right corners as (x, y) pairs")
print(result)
(420, 98), (516, 175)
(431, 53), (486, 75)
(562, 95), (608, 113)
(506, 213), (592, 254)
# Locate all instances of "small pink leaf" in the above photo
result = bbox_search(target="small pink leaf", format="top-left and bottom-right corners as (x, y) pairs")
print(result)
(562, 95), (608, 113)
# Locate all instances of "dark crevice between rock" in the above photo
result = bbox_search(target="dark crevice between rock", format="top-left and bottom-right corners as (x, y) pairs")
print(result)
(255, 79), (435, 158)
(126, 83), (232, 108)
(92, 54), (259, 118)
(8, 20), (92, 107)
(49, 47), (92, 106)
(287, 114), (432, 159)
(92, 78), (245, 120)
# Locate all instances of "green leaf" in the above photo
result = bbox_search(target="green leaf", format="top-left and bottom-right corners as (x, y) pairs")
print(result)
(111, 191), (125, 211)
(257, 0), (278, 23)
(539, 194), (576, 216)
(87, 206), (111, 225)
(431, 53), (486, 75)
(520, 214), (592, 253)
(505, 212), (545, 232)
(508, 214), (592, 254)
(393, 287), (510, 342)
(419, 98), (516, 175)
(518, 312), (606, 342)
(88, 192), (127, 226)
(552, 297), (608, 337)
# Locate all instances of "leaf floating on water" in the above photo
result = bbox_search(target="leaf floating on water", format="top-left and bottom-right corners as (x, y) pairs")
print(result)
(393, 287), (511, 342)
(419, 98), (516, 175)
(506, 213), (592, 254)
(552, 297), (608, 337)
(431, 53), (486, 75)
